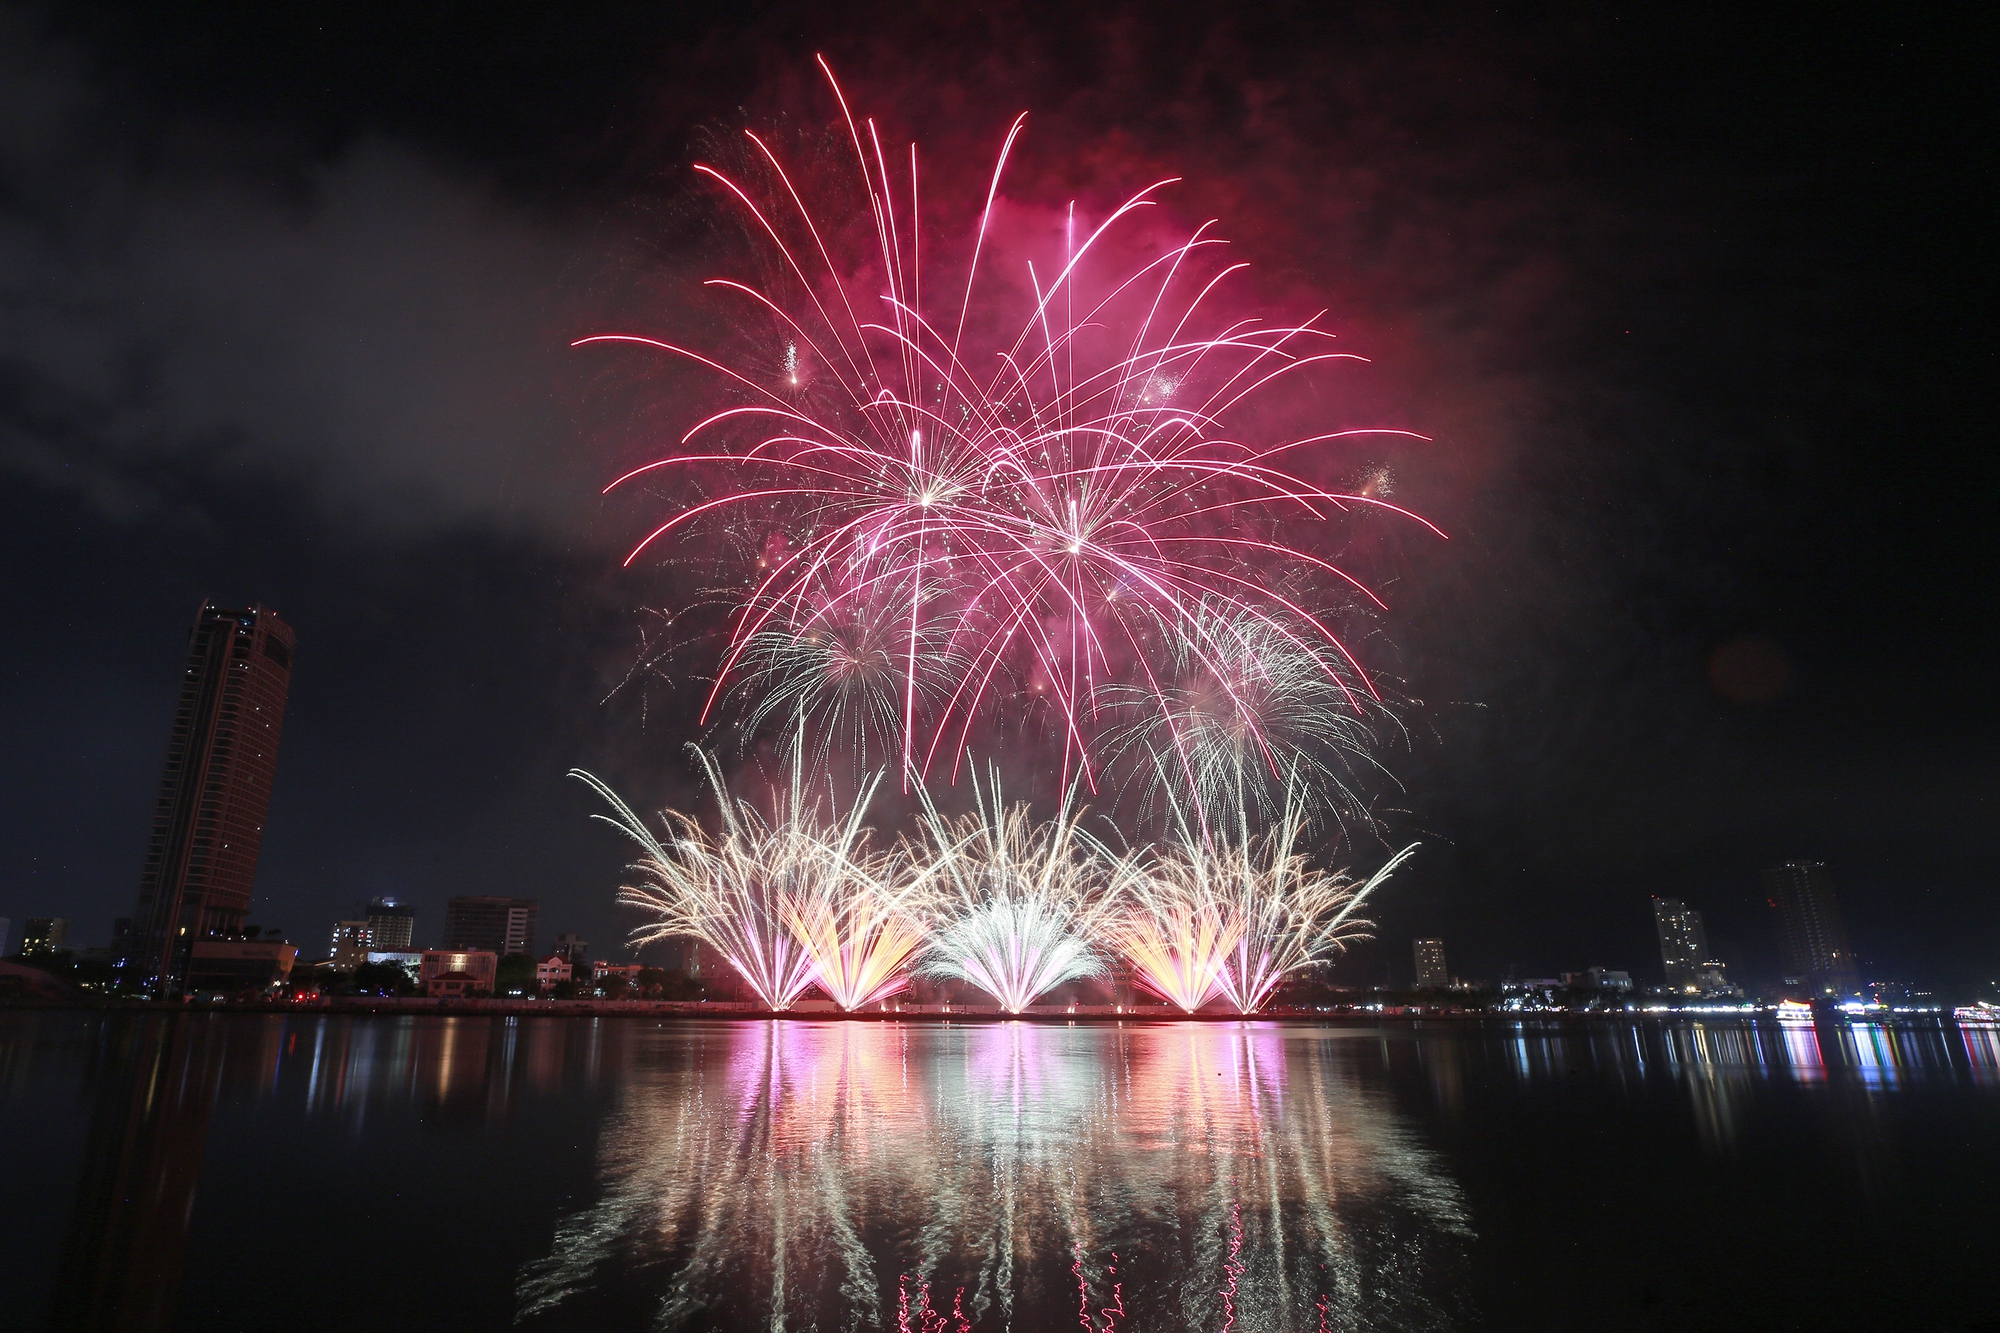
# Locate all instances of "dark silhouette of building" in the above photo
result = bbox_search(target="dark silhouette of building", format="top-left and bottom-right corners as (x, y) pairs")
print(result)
(1763, 861), (1859, 998)
(364, 896), (417, 950)
(127, 602), (294, 997)
(444, 896), (538, 957)
(1412, 938), (1447, 988)
(22, 916), (69, 953)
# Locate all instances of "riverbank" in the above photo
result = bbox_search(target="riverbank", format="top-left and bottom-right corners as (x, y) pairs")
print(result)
(0, 993), (1983, 1025)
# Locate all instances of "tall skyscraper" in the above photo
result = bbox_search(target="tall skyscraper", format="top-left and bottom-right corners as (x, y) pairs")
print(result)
(444, 896), (538, 958)
(364, 897), (416, 950)
(1651, 896), (1712, 989)
(127, 602), (294, 997)
(1764, 862), (1859, 998)
(1651, 895), (1734, 993)
(1413, 938), (1448, 988)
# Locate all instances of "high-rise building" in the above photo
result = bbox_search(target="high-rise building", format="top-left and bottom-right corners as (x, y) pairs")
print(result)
(127, 602), (294, 996)
(1764, 862), (1859, 998)
(1651, 896), (1708, 988)
(1413, 938), (1447, 989)
(330, 921), (374, 970)
(552, 931), (589, 965)
(22, 917), (69, 953)
(444, 896), (538, 958)
(363, 897), (416, 950)
(1652, 897), (1736, 995)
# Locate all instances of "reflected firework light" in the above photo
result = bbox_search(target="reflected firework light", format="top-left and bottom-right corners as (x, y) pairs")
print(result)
(519, 1022), (1472, 1329)
(582, 59), (1441, 790)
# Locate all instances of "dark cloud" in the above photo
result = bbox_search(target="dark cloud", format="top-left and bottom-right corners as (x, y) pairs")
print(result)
(0, 18), (624, 538)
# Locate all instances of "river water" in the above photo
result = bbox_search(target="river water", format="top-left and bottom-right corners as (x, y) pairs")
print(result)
(3, 1011), (1996, 1331)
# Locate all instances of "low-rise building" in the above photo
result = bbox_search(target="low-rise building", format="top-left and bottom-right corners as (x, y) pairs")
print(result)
(1560, 967), (1635, 992)
(365, 948), (425, 978)
(536, 953), (572, 989)
(186, 939), (297, 994)
(420, 949), (497, 997)
(592, 961), (643, 984)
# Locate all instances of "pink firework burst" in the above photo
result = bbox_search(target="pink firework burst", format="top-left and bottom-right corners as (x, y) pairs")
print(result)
(580, 58), (1441, 791)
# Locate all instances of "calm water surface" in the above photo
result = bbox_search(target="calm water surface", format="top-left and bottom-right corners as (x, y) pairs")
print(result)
(3, 1011), (1997, 1331)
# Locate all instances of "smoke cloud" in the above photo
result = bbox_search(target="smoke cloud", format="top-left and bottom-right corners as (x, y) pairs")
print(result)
(0, 19), (618, 538)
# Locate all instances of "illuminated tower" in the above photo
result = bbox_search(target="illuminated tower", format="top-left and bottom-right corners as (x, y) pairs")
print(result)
(1412, 938), (1447, 989)
(1652, 896), (1733, 994)
(1651, 897), (1709, 989)
(127, 602), (294, 997)
(364, 897), (416, 950)
(1763, 862), (1858, 998)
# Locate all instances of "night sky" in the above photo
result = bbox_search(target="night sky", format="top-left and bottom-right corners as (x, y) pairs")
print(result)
(2, 2), (1990, 990)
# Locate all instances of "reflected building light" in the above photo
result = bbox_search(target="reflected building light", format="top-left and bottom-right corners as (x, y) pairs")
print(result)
(1781, 1023), (1826, 1082)
(1844, 1023), (1900, 1090)
(1961, 1027), (2000, 1087)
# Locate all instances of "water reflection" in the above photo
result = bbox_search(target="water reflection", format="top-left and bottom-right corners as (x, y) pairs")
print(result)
(519, 1021), (1471, 1331)
(7, 1011), (1996, 1332)
(1963, 1025), (2000, 1085)
(49, 1016), (227, 1332)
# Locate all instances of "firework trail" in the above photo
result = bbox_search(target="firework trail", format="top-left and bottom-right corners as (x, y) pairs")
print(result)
(1104, 783), (1414, 1013)
(1104, 845), (1244, 1012)
(580, 59), (1441, 792)
(1100, 600), (1399, 838)
(911, 770), (1121, 1012)
(1199, 809), (1415, 1014)
(571, 749), (882, 1011)
(783, 857), (932, 1010)
(728, 584), (970, 779)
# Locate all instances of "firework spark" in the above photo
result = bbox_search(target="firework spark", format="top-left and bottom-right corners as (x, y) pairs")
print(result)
(1101, 601), (1398, 838)
(1203, 815), (1415, 1014)
(1103, 783), (1413, 1013)
(1104, 848), (1244, 1013)
(729, 588), (969, 777)
(571, 750), (882, 1011)
(912, 772), (1119, 1012)
(581, 60), (1440, 790)
(783, 864), (931, 1011)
